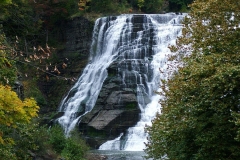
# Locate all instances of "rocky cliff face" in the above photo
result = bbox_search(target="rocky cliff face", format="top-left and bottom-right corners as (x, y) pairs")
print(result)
(37, 16), (93, 114)
(60, 17), (94, 59)
(79, 62), (141, 148)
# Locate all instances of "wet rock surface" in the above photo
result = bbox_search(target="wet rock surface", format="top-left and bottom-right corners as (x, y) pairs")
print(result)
(76, 15), (155, 148)
(79, 67), (141, 148)
(53, 15), (162, 148)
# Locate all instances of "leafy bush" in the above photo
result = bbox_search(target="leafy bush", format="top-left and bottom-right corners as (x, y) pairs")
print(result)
(48, 125), (89, 160)
(0, 123), (89, 160)
(0, 144), (17, 160)
(48, 125), (67, 153)
(0, 123), (48, 160)
(61, 138), (88, 160)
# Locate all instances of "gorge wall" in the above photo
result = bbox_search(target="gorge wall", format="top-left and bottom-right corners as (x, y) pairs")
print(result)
(37, 16), (94, 116)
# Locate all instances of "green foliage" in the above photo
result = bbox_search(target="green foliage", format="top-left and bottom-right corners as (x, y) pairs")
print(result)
(111, 0), (168, 13)
(137, 0), (144, 10)
(169, 0), (193, 11)
(0, 123), (89, 160)
(88, 0), (166, 14)
(0, 85), (39, 144)
(22, 80), (47, 107)
(145, 0), (240, 159)
(39, 0), (79, 28)
(48, 125), (89, 160)
(0, 1), (90, 158)
(142, 0), (166, 13)
(0, 123), (48, 160)
(233, 112), (240, 141)
(48, 125), (67, 153)
(1, 0), (78, 50)
(61, 130), (89, 160)
(0, 32), (16, 85)
(0, 0), (12, 5)
(0, 143), (17, 160)
(1, 0), (40, 42)
(0, 56), (16, 85)
(61, 139), (86, 160)
(90, 0), (123, 13)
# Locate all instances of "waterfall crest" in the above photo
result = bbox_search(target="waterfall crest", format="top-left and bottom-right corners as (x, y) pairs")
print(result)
(57, 14), (185, 150)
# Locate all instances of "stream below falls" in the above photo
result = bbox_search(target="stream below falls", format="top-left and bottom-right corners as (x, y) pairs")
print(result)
(89, 150), (152, 160)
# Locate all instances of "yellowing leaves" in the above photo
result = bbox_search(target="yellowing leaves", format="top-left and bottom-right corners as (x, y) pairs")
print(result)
(23, 98), (39, 119)
(0, 85), (39, 144)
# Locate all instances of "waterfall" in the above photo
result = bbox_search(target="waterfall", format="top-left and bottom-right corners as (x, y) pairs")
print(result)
(99, 14), (185, 151)
(57, 15), (133, 134)
(57, 13), (185, 150)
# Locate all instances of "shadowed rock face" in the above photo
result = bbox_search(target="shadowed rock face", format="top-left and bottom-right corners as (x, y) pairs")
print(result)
(37, 16), (93, 115)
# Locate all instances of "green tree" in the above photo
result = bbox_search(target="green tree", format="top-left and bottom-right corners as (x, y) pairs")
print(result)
(0, 1), (89, 159)
(142, 0), (167, 13)
(0, 0), (12, 5)
(137, 0), (144, 11)
(169, 0), (193, 11)
(90, 0), (119, 13)
(0, 30), (39, 138)
(1, 0), (40, 44)
(0, 123), (49, 160)
(0, 19), (40, 159)
(0, 85), (39, 144)
(145, 0), (240, 159)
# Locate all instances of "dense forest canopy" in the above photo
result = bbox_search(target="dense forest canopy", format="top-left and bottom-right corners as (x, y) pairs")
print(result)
(145, 0), (240, 159)
(78, 0), (193, 13)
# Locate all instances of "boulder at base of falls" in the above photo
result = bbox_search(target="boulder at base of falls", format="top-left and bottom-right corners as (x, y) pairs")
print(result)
(79, 108), (140, 149)
(79, 88), (141, 149)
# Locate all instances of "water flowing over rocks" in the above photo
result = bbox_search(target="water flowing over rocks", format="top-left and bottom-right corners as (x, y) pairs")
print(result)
(79, 70), (141, 148)
(57, 13), (185, 149)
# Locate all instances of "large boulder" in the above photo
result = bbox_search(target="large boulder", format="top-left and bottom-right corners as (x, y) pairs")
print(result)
(78, 65), (141, 148)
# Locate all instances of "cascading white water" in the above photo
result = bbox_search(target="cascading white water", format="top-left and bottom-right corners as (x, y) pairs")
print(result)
(58, 15), (134, 135)
(57, 13), (185, 151)
(99, 14), (185, 151)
